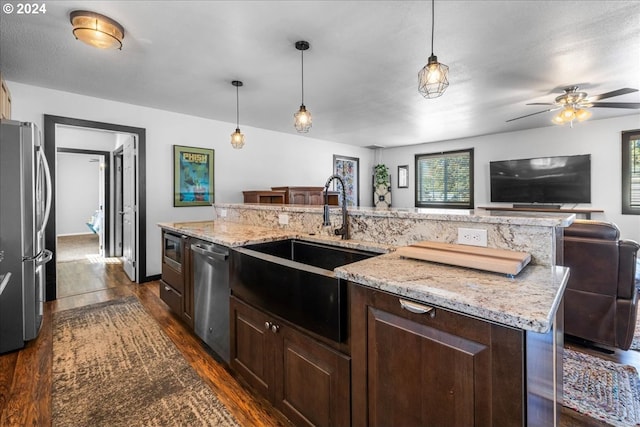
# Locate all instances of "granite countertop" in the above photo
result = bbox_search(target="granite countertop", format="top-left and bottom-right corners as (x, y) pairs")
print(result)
(157, 221), (393, 253)
(335, 252), (568, 333)
(158, 220), (568, 334)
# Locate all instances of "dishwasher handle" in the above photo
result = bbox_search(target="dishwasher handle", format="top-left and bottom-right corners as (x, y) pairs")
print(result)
(191, 243), (229, 261)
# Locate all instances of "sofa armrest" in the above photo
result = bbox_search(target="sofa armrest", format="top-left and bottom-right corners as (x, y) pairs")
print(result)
(617, 239), (640, 299)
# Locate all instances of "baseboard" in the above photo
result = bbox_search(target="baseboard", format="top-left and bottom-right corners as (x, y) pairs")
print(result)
(57, 232), (97, 237)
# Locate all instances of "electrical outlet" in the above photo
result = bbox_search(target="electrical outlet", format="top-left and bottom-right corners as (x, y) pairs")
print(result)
(219, 209), (227, 218)
(278, 214), (289, 225)
(457, 228), (488, 247)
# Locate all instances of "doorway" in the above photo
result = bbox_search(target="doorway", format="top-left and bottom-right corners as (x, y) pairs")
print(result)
(43, 115), (147, 301)
(55, 149), (110, 258)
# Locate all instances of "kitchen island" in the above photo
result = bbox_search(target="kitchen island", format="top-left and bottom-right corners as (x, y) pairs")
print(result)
(159, 204), (571, 426)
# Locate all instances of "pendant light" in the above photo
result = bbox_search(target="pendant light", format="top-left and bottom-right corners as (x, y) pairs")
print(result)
(294, 40), (312, 133)
(230, 80), (245, 149)
(70, 10), (125, 50)
(418, 0), (449, 99)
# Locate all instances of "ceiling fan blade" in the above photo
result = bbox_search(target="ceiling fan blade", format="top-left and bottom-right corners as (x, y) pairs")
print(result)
(526, 102), (554, 106)
(589, 88), (638, 101)
(590, 102), (640, 109)
(506, 107), (560, 122)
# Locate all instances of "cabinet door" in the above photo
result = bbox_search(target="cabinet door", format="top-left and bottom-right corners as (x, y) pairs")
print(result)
(277, 325), (351, 427)
(289, 190), (308, 205)
(230, 297), (276, 401)
(307, 191), (324, 205)
(351, 285), (524, 427)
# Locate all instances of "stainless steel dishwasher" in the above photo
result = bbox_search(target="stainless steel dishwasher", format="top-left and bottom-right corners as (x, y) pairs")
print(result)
(191, 239), (230, 363)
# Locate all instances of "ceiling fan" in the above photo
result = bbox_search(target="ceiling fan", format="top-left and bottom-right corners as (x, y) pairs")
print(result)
(506, 86), (640, 125)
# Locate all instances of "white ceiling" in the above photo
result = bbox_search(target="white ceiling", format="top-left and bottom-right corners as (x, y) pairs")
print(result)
(1, 1), (639, 148)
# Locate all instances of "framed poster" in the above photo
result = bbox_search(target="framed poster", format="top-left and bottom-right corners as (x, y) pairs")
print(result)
(333, 155), (360, 206)
(398, 165), (409, 188)
(173, 145), (214, 206)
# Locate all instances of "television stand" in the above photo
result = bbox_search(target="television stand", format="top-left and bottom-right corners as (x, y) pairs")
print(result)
(513, 204), (561, 210)
(478, 206), (604, 220)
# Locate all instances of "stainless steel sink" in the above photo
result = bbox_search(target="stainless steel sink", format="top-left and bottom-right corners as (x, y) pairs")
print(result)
(230, 239), (379, 342)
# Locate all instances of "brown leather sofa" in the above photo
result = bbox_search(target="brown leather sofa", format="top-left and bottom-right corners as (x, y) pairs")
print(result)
(563, 220), (640, 350)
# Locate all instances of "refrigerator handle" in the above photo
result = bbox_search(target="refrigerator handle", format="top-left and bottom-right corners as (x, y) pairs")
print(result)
(38, 148), (53, 233)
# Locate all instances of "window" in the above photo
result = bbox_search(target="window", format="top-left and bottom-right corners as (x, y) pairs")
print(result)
(622, 129), (640, 215)
(415, 148), (474, 209)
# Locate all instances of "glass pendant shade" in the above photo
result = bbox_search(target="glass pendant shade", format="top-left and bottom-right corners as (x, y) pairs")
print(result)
(418, 55), (449, 99)
(294, 41), (312, 133)
(294, 105), (312, 133)
(418, 0), (449, 99)
(230, 80), (245, 149)
(70, 11), (124, 50)
(230, 128), (245, 149)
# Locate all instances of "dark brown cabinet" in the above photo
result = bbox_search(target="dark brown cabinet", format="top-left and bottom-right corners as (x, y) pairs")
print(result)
(230, 296), (350, 427)
(270, 186), (340, 206)
(160, 231), (194, 328)
(271, 186), (324, 205)
(350, 283), (550, 427)
(242, 190), (286, 204)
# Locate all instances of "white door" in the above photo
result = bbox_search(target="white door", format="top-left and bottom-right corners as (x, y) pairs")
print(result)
(122, 136), (136, 281)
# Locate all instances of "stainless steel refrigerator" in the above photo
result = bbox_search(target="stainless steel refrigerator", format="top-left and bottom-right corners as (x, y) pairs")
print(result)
(0, 119), (53, 353)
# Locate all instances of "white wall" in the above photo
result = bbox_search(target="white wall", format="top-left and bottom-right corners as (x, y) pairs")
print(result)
(381, 114), (640, 241)
(8, 81), (375, 277)
(56, 152), (101, 235)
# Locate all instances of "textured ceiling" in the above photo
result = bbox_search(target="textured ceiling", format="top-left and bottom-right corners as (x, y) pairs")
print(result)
(1, 1), (639, 147)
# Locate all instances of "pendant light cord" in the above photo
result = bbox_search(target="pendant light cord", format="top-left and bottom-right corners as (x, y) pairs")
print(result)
(300, 48), (305, 105)
(236, 84), (240, 127)
(430, 0), (435, 56)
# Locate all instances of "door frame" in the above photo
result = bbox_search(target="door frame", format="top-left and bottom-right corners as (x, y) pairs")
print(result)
(113, 145), (124, 257)
(56, 148), (111, 257)
(43, 115), (147, 301)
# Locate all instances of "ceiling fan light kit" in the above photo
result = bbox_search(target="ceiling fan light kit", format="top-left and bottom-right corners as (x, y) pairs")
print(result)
(418, 0), (449, 99)
(70, 10), (124, 50)
(294, 40), (312, 133)
(230, 80), (245, 149)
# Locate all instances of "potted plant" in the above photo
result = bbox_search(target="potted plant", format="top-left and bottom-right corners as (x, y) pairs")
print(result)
(373, 164), (391, 207)
(374, 164), (390, 187)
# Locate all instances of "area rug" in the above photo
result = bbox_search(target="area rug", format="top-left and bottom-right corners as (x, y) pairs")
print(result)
(52, 297), (240, 427)
(563, 347), (640, 426)
(630, 314), (640, 351)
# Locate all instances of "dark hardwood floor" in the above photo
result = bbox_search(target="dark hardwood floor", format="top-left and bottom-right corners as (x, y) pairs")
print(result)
(0, 259), (292, 427)
(1, 255), (637, 426)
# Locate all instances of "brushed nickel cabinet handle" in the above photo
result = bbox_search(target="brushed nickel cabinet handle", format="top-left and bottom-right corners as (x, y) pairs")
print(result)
(399, 298), (435, 317)
(271, 324), (280, 333)
(265, 321), (272, 330)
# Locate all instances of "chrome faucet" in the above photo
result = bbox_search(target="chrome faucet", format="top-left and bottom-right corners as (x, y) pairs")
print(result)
(323, 174), (349, 240)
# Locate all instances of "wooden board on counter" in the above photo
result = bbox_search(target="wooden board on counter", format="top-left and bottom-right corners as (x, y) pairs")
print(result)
(396, 241), (531, 275)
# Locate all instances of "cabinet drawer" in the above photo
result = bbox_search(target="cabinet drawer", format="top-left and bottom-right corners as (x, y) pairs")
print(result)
(160, 280), (183, 314)
(162, 262), (184, 293)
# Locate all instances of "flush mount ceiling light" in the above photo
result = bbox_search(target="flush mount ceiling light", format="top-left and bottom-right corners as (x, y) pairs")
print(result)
(294, 40), (312, 133)
(230, 80), (245, 149)
(70, 10), (125, 50)
(418, 0), (449, 99)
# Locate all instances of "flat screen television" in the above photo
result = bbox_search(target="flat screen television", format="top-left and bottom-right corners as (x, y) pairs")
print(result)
(490, 154), (591, 204)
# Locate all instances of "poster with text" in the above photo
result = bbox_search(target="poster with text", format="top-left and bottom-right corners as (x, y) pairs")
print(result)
(173, 145), (214, 206)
